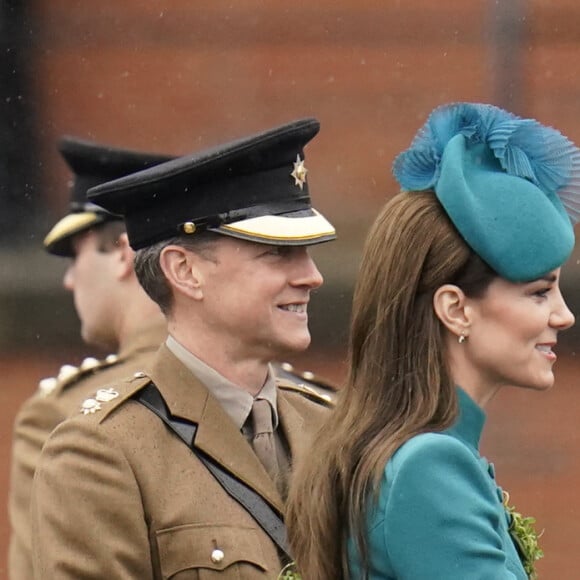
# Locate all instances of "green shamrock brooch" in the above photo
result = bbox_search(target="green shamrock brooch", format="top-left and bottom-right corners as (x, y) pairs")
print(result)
(503, 491), (544, 579)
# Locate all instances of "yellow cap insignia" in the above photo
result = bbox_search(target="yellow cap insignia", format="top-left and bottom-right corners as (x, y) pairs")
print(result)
(290, 155), (308, 190)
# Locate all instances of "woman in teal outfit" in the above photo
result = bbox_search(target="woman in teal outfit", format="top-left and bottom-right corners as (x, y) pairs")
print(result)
(286, 103), (579, 579)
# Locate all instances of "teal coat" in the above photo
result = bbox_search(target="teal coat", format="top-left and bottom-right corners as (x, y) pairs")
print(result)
(348, 388), (528, 579)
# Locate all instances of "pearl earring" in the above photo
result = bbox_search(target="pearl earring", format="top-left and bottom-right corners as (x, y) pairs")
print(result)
(458, 334), (467, 344)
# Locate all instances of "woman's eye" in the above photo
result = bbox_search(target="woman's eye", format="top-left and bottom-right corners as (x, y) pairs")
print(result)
(533, 287), (550, 298)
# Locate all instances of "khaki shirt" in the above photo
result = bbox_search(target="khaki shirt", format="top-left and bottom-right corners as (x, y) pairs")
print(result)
(30, 344), (331, 579)
(166, 336), (290, 482)
(8, 323), (166, 580)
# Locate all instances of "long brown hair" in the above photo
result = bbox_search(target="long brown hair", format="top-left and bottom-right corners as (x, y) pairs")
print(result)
(286, 191), (496, 579)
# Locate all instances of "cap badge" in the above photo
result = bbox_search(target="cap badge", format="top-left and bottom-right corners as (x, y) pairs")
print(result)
(290, 155), (308, 190)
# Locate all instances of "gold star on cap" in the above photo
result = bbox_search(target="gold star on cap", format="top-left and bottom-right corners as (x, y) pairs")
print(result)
(290, 155), (308, 190)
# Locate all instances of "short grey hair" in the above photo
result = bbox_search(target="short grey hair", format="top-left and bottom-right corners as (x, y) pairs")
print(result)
(134, 231), (220, 315)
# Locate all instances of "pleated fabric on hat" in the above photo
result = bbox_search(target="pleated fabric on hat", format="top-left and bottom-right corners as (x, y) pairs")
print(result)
(393, 102), (580, 281)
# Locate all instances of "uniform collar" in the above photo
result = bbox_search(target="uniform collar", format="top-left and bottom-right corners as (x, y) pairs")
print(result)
(145, 344), (285, 511)
(165, 335), (279, 430)
(445, 386), (486, 452)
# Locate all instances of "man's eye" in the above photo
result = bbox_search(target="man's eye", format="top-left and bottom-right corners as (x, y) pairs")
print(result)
(266, 247), (285, 256)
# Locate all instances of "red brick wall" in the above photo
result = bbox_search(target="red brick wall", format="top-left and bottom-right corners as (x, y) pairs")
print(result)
(31, 0), (492, 233)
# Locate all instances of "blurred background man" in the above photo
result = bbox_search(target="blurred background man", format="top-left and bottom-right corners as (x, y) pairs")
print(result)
(8, 137), (171, 579)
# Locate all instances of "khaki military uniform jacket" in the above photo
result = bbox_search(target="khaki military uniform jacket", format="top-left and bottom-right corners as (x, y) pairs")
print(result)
(31, 345), (330, 579)
(8, 323), (166, 580)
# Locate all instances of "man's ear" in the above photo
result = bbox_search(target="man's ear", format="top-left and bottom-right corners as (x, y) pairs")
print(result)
(433, 284), (471, 340)
(159, 245), (205, 301)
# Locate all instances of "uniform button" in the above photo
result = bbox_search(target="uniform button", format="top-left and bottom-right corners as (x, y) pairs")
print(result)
(57, 364), (78, 381)
(133, 371), (146, 379)
(211, 548), (225, 564)
(38, 377), (58, 396)
(302, 370), (315, 380)
(182, 221), (196, 234)
(80, 357), (100, 371)
(281, 362), (293, 372)
(105, 354), (119, 364)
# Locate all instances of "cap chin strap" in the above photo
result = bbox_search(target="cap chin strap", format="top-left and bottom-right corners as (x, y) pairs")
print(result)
(177, 196), (312, 232)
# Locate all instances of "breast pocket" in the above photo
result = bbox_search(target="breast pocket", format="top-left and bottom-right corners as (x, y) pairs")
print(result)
(156, 523), (271, 579)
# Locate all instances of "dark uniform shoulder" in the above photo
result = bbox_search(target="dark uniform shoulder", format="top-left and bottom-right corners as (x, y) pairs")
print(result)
(273, 361), (338, 407)
(36, 354), (122, 398)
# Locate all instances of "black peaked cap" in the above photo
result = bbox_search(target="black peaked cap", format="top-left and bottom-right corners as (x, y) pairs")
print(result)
(88, 118), (336, 250)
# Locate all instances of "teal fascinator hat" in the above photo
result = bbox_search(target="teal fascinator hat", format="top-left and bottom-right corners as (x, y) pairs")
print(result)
(393, 102), (580, 281)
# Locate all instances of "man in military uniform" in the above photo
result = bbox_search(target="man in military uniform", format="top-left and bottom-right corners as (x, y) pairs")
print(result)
(30, 118), (336, 579)
(8, 137), (172, 580)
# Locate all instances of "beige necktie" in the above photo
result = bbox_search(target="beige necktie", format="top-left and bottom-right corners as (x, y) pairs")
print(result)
(251, 398), (280, 482)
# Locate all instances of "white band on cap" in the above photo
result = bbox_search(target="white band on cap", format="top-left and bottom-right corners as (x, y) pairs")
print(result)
(44, 212), (101, 248)
(218, 209), (335, 242)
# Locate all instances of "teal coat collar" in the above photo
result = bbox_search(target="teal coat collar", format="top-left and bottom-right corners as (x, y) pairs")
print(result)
(445, 387), (486, 453)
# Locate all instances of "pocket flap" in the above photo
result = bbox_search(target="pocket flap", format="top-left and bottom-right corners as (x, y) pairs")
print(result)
(156, 523), (268, 577)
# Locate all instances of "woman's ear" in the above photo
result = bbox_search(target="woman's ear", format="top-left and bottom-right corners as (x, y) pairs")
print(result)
(159, 245), (205, 301)
(433, 284), (471, 340)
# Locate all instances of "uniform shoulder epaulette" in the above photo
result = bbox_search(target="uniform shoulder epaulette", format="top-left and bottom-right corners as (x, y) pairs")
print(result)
(78, 370), (152, 422)
(274, 362), (338, 406)
(36, 354), (121, 398)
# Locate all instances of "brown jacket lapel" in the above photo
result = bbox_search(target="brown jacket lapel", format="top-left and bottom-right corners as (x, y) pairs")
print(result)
(146, 345), (284, 513)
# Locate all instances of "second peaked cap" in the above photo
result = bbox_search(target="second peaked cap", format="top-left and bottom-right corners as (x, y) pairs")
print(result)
(87, 118), (336, 250)
(44, 137), (174, 256)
